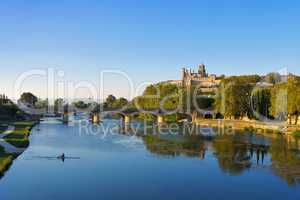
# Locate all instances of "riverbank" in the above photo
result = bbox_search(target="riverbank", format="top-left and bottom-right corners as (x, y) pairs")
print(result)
(1, 118), (300, 199)
(194, 118), (300, 136)
(0, 152), (13, 178)
(2, 121), (39, 148)
(0, 120), (38, 178)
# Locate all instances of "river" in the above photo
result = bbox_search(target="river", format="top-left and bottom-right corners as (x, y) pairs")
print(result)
(0, 116), (300, 200)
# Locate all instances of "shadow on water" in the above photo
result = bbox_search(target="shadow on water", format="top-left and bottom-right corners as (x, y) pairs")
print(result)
(140, 125), (300, 186)
(1, 119), (300, 188)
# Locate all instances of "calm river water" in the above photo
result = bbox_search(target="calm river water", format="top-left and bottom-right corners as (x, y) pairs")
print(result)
(1, 117), (300, 200)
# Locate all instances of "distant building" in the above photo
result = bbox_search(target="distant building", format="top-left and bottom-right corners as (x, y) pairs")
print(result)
(256, 81), (274, 87)
(160, 80), (182, 86)
(161, 64), (222, 93)
(182, 64), (221, 88)
(0, 94), (11, 105)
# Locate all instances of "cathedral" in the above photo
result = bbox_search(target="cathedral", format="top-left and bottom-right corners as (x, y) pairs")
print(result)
(161, 64), (222, 93)
(181, 64), (221, 92)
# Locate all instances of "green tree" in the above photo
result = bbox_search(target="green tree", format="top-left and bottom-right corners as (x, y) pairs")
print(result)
(251, 88), (272, 119)
(143, 84), (158, 95)
(113, 97), (128, 108)
(265, 72), (281, 84)
(35, 98), (48, 109)
(73, 100), (89, 109)
(270, 75), (300, 124)
(54, 98), (64, 113)
(20, 92), (38, 106)
(214, 75), (266, 119)
(134, 83), (180, 111)
(215, 81), (253, 119)
(105, 95), (116, 108)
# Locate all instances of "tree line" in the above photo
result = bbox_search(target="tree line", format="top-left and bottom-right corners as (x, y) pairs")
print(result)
(14, 72), (300, 124)
(214, 74), (300, 124)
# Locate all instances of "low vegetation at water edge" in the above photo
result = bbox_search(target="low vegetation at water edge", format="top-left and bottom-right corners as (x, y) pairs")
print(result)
(4, 121), (36, 148)
(0, 155), (13, 175)
(292, 131), (300, 138)
(0, 146), (13, 177)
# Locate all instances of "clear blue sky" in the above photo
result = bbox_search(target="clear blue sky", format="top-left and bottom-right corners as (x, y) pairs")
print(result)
(1, 0), (300, 99)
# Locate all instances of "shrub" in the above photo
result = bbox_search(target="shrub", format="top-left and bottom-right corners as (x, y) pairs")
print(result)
(292, 131), (300, 138)
(4, 121), (36, 148)
(0, 155), (13, 176)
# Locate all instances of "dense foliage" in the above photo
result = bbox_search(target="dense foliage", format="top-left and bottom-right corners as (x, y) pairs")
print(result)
(134, 83), (180, 111)
(270, 75), (300, 124)
(54, 98), (64, 113)
(103, 95), (129, 109)
(13, 73), (300, 125)
(20, 92), (38, 106)
(214, 74), (300, 124)
(73, 100), (90, 109)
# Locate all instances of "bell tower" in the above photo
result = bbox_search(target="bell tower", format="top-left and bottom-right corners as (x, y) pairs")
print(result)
(198, 64), (207, 77)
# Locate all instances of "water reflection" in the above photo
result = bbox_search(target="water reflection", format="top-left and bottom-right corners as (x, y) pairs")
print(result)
(269, 138), (300, 186)
(141, 129), (300, 185)
(1, 118), (300, 191)
(143, 134), (207, 158)
(212, 134), (269, 175)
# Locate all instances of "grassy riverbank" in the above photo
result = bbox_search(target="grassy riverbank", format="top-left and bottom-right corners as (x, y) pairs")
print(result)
(3, 121), (38, 148)
(0, 145), (13, 178)
(292, 131), (300, 138)
(0, 120), (37, 178)
(194, 119), (287, 134)
(0, 152), (13, 177)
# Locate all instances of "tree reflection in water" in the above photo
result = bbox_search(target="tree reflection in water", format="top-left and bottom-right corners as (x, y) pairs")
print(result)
(212, 134), (269, 175)
(269, 137), (300, 186)
(143, 134), (206, 159)
(1, 123), (300, 186)
(142, 131), (300, 186)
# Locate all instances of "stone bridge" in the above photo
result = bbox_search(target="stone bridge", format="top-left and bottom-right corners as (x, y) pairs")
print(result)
(90, 108), (193, 124)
